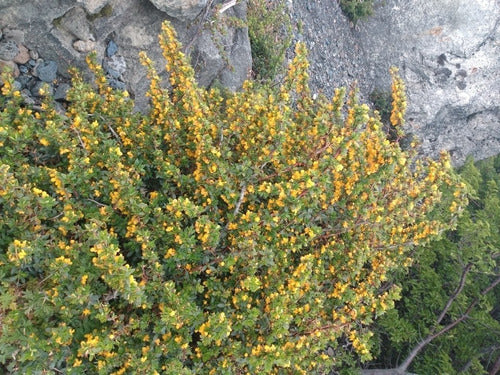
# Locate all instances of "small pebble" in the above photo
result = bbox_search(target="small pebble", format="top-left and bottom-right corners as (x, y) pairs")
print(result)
(29, 50), (39, 60)
(18, 64), (29, 74)
(28, 59), (37, 67)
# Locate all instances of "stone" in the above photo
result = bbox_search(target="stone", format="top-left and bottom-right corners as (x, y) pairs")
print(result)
(0, 0), (252, 111)
(77, 0), (109, 14)
(2, 27), (24, 44)
(0, 59), (20, 79)
(106, 40), (118, 57)
(31, 80), (53, 97)
(18, 65), (29, 74)
(36, 60), (58, 82)
(55, 6), (93, 41)
(0, 40), (19, 61)
(148, 0), (208, 21)
(54, 83), (71, 101)
(73, 39), (97, 53)
(29, 50), (39, 60)
(107, 76), (126, 90)
(103, 54), (126, 79)
(13, 44), (30, 64)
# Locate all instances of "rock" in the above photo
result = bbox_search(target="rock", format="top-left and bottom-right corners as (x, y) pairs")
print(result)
(13, 44), (30, 64)
(77, 0), (109, 14)
(355, 0), (500, 164)
(73, 39), (97, 53)
(18, 65), (29, 74)
(29, 50), (39, 60)
(55, 6), (93, 41)
(2, 27), (24, 44)
(31, 80), (53, 97)
(106, 40), (118, 57)
(0, 40), (19, 61)
(0, 59), (20, 79)
(0, 28), (2, 40)
(54, 83), (71, 101)
(103, 54), (126, 79)
(288, 0), (499, 165)
(0, 0), (251, 110)
(148, 0), (208, 21)
(21, 89), (36, 105)
(107, 76), (126, 90)
(36, 60), (58, 82)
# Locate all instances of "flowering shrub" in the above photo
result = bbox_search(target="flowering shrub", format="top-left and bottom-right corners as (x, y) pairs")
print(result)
(0, 22), (465, 374)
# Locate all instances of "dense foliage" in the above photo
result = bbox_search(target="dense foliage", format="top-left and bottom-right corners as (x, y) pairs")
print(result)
(0, 22), (465, 374)
(247, 0), (292, 81)
(339, 0), (374, 24)
(370, 156), (500, 374)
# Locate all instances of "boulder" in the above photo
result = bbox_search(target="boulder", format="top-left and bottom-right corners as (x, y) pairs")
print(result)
(148, 0), (208, 21)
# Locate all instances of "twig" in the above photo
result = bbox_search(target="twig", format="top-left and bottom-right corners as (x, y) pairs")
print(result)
(219, 0), (237, 14)
(232, 184), (247, 217)
(435, 263), (472, 326)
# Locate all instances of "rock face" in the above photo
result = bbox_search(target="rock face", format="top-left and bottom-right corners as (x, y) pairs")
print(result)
(148, 0), (208, 21)
(357, 0), (500, 164)
(289, 0), (499, 165)
(0, 0), (251, 110)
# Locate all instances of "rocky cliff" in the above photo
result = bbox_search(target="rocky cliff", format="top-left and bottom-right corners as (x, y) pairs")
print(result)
(289, 0), (499, 165)
(0, 0), (498, 165)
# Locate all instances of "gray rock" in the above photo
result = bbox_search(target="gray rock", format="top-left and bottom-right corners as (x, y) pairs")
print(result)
(107, 76), (126, 90)
(148, 0), (207, 21)
(0, 0), (250, 110)
(106, 40), (118, 57)
(73, 39), (97, 53)
(77, 0), (109, 14)
(55, 6), (93, 41)
(54, 83), (71, 101)
(36, 60), (58, 82)
(103, 54), (126, 79)
(355, 0), (500, 165)
(29, 50), (39, 60)
(21, 89), (36, 105)
(0, 40), (19, 61)
(18, 65), (29, 74)
(2, 27), (24, 44)
(31, 80), (53, 97)
(289, 0), (499, 165)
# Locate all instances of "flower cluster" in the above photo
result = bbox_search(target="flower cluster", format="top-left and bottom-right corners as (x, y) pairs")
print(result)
(0, 21), (466, 374)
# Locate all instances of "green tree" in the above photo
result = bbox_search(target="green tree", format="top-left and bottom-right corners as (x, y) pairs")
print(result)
(0, 22), (464, 374)
(365, 156), (500, 375)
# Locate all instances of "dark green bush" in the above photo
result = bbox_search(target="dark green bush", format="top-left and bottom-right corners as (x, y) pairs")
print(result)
(339, 0), (374, 24)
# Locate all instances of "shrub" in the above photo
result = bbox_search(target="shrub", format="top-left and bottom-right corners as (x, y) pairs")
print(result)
(247, 0), (292, 81)
(339, 0), (374, 24)
(0, 22), (465, 374)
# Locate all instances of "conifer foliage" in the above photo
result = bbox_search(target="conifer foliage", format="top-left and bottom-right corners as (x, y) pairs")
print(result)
(0, 22), (465, 374)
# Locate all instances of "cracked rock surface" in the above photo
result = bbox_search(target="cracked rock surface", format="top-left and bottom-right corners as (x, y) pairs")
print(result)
(290, 0), (499, 165)
(0, 0), (251, 110)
